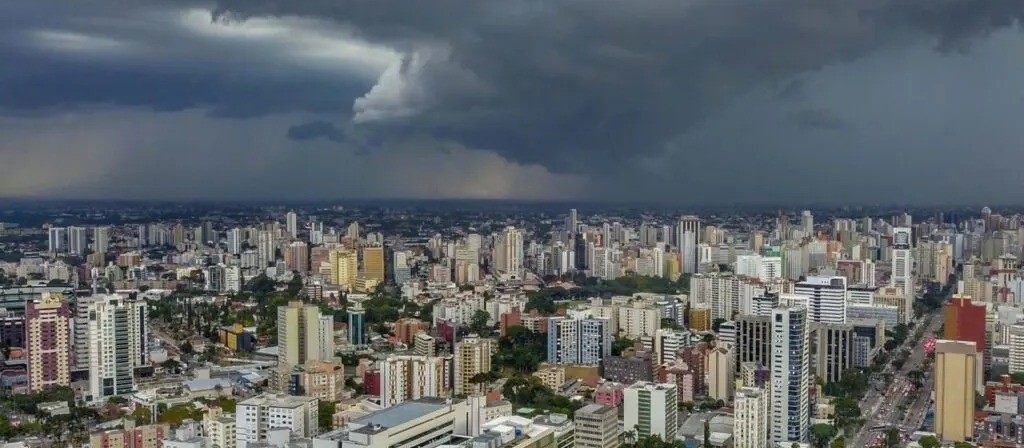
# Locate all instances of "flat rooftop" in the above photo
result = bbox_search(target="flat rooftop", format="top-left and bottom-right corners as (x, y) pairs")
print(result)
(350, 398), (450, 429)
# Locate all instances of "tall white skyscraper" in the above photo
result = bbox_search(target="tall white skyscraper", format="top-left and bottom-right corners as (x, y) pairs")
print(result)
(566, 208), (578, 234)
(92, 226), (110, 253)
(794, 276), (848, 324)
(624, 382), (678, 440)
(770, 305), (810, 444)
(67, 226), (88, 256)
(891, 227), (914, 297)
(680, 230), (697, 274)
(257, 230), (275, 268)
(286, 211), (298, 239)
(85, 294), (149, 402)
(801, 210), (814, 236)
(227, 228), (243, 255)
(48, 227), (67, 253)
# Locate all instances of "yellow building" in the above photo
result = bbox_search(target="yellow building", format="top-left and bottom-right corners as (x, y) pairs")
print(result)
(330, 249), (358, 289)
(935, 339), (977, 442)
(532, 364), (566, 390)
(664, 254), (681, 280)
(219, 323), (255, 352)
(689, 307), (711, 332)
(354, 276), (380, 293)
(362, 246), (385, 282)
(297, 360), (346, 403)
(454, 335), (494, 396)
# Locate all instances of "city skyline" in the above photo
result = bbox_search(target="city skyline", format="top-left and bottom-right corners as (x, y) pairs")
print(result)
(1, 2), (1024, 203)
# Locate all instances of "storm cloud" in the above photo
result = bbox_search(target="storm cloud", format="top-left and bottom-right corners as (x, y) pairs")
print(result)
(1, 1), (1023, 203)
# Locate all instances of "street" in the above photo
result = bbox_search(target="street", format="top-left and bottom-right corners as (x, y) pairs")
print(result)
(850, 310), (943, 447)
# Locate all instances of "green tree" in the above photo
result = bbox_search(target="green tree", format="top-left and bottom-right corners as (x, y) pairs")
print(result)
(612, 336), (635, 356)
(830, 436), (845, 448)
(918, 435), (941, 448)
(131, 406), (153, 424)
(469, 309), (492, 336)
(952, 443), (975, 448)
(318, 401), (336, 430)
(811, 423), (837, 448)
(884, 427), (900, 448)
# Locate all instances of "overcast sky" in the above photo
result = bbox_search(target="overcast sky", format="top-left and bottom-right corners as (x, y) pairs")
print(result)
(1, 1), (1023, 204)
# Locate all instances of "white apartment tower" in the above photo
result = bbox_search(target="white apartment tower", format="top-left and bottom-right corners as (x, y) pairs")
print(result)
(236, 394), (318, 447)
(624, 382), (678, 441)
(770, 305), (810, 444)
(378, 355), (450, 408)
(794, 276), (848, 324)
(891, 227), (914, 298)
(85, 294), (149, 402)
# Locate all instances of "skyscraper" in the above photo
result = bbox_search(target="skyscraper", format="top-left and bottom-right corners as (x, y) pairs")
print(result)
(348, 301), (366, 346)
(286, 211), (298, 239)
(566, 208), (578, 235)
(68, 226), (87, 256)
(801, 210), (814, 236)
(276, 302), (334, 391)
(48, 227), (67, 253)
(86, 294), (149, 402)
(891, 227), (914, 297)
(362, 245), (385, 282)
(794, 276), (847, 324)
(547, 317), (612, 365)
(330, 249), (358, 289)
(934, 340), (977, 442)
(623, 382), (678, 441)
(93, 226), (110, 254)
(284, 241), (310, 273)
(256, 230), (276, 268)
(378, 355), (450, 407)
(227, 228), (243, 255)
(494, 226), (524, 278)
(453, 334), (493, 396)
(26, 292), (72, 392)
(945, 295), (986, 389)
(770, 305), (810, 444)
(734, 386), (769, 448)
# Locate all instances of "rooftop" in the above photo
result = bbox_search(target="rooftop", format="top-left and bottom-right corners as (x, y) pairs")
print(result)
(350, 398), (450, 430)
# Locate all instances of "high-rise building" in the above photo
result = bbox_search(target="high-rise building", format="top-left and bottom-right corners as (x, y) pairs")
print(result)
(574, 404), (620, 448)
(256, 230), (276, 268)
(291, 360), (345, 403)
(86, 294), (149, 402)
(286, 211), (298, 239)
(934, 340), (977, 442)
(276, 302), (334, 391)
(547, 317), (612, 365)
(25, 292), (72, 392)
(454, 334), (493, 396)
(706, 345), (734, 401)
(680, 231), (697, 274)
(891, 227), (914, 297)
(801, 210), (814, 236)
(794, 276), (847, 325)
(284, 241), (310, 273)
(67, 226), (87, 256)
(733, 386), (769, 448)
(93, 226), (110, 254)
(945, 295), (986, 360)
(236, 394), (319, 446)
(378, 355), (450, 407)
(493, 226), (524, 278)
(812, 323), (854, 384)
(227, 228), (243, 255)
(330, 249), (358, 289)
(348, 301), (366, 346)
(566, 209), (578, 235)
(770, 305), (810, 444)
(362, 245), (385, 283)
(623, 382), (677, 441)
(90, 422), (169, 448)
(734, 315), (772, 372)
(48, 227), (67, 253)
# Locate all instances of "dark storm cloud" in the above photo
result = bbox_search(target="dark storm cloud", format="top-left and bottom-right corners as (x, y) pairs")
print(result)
(287, 120), (346, 143)
(0, 2), (382, 117)
(790, 108), (848, 131)
(212, 0), (1024, 176)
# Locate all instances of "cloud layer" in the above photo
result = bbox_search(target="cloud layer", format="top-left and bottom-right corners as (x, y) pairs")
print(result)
(1, 1), (1023, 203)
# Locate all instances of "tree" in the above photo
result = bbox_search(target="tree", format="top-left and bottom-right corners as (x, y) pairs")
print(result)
(469, 309), (492, 336)
(830, 436), (845, 448)
(612, 336), (635, 356)
(811, 423), (837, 448)
(918, 435), (941, 448)
(884, 427), (900, 448)
(131, 406), (153, 424)
(318, 401), (336, 430)
(952, 443), (976, 448)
